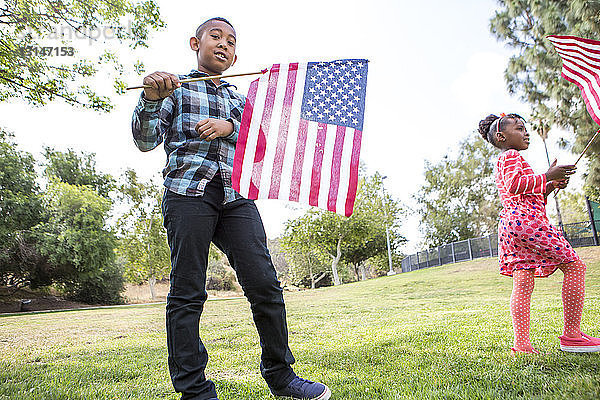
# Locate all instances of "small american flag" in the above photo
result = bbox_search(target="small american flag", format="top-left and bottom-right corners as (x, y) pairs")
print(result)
(232, 59), (369, 216)
(548, 35), (600, 125)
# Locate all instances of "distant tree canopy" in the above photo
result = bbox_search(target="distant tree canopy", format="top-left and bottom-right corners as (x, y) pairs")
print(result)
(281, 172), (405, 287)
(490, 0), (600, 187)
(0, 135), (123, 303)
(587, 186), (600, 203)
(0, 0), (165, 111)
(116, 169), (169, 300)
(553, 190), (589, 225)
(0, 130), (43, 246)
(33, 178), (123, 304)
(44, 147), (114, 197)
(416, 135), (501, 247)
(281, 212), (334, 288)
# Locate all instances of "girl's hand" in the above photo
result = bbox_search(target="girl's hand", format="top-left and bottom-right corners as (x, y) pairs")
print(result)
(554, 178), (569, 189)
(545, 159), (577, 181)
(195, 118), (234, 141)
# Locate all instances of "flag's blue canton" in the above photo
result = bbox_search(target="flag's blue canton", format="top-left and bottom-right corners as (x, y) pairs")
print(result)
(300, 59), (368, 131)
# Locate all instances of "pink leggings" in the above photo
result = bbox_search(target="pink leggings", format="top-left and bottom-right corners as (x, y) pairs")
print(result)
(511, 259), (587, 350)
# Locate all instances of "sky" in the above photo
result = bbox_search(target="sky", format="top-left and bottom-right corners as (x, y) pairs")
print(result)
(0, 0), (582, 253)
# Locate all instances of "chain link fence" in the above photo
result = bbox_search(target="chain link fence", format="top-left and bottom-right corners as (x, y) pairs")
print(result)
(401, 220), (600, 273)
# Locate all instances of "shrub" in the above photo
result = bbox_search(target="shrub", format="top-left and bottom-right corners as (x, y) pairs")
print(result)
(206, 260), (239, 292)
(61, 261), (125, 305)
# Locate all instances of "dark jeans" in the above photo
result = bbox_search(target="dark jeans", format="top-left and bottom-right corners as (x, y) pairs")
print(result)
(162, 174), (296, 400)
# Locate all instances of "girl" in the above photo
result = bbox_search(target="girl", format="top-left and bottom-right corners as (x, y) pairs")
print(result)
(478, 113), (600, 354)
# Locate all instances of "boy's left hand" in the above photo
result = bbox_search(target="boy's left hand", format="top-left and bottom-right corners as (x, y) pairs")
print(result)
(195, 118), (234, 141)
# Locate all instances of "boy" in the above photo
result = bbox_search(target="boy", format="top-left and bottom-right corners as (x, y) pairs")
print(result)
(131, 17), (331, 400)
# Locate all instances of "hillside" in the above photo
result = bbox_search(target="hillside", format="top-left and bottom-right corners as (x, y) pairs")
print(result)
(1, 246), (599, 399)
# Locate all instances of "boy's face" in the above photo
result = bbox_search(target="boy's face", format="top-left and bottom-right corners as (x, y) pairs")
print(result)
(190, 20), (237, 75)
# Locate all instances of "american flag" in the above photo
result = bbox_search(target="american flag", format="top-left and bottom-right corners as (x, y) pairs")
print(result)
(548, 35), (600, 125)
(232, 59), (368, 216)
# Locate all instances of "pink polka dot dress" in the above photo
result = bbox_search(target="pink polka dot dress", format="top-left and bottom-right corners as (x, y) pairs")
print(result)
(495, 150), (579, 277)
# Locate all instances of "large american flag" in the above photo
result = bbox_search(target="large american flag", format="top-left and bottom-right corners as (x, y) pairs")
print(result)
(548, 35), (600, 125)
(232, 59), (368, 216)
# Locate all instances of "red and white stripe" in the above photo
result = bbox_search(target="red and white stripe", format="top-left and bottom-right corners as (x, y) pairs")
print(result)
(498, 150), (546, 196)
(232, 63), (362, 217)
(548, 35), (600, 125)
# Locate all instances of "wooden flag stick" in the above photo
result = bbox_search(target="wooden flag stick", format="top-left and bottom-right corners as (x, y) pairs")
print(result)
(554, 128), (600, 197)
(573, 129), (600, 166)
(125, 70), (266, 90)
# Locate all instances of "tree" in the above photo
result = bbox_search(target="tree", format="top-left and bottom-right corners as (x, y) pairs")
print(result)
(0, 130), (45, 288)
(415, 135), (501, 247)
(552, 190), (589, 225)
(490, 1), (600, 186)
(0, 129), (43, 244)
(281, 172), (405, 287)
(267, 238), (294, 283)
(117, 210), (169, 299)
(343, 231), (387, 281)
(0, 135), (122, 302)
(44, 147), (114, 197)
(586, 185), (600, 203)
(116, 169), (169, 300)
(341, 174), (403, 280)
(0, 0), (165, 112)
(281, 214), (331, 288)
(33, 179), (123, 303)
(206, 244), (239, 292)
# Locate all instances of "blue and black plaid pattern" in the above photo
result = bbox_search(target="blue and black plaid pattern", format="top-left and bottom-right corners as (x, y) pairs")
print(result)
(132, 70), (246, 202)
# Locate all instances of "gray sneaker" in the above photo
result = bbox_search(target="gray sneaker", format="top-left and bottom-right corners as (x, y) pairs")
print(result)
(271, 376), (331, 399)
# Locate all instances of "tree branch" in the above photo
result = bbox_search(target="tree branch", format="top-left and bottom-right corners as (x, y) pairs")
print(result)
(523, 9), (534, 31)
(0, 73), (84, 106)
(313, 271), (329, 284)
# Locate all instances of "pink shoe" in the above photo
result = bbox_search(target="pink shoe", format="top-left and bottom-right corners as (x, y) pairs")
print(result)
(559, 333), (600, 353)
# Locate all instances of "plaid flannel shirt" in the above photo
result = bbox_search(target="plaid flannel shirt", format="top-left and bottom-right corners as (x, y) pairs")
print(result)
(132, 69), (246, 203)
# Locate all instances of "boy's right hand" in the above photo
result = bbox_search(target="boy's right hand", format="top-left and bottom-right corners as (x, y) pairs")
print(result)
(143, 71), (180, 101)
(545, 159), (577, 181)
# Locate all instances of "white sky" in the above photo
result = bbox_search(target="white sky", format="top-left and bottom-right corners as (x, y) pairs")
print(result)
(0, 0), (581, 253)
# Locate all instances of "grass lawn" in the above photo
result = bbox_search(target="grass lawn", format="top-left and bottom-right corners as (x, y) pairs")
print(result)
(1, 247), (599, 400)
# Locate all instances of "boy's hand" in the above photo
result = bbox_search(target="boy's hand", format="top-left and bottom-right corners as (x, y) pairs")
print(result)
(143, 71), (180, 101)
(545, 158), (577, 181)
(195, 118), (234, 141)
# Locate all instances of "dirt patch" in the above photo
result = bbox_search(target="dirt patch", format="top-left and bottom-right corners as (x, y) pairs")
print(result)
(0, 282), (245, 314)
(124, 282), (243, 304)
(124, 282), (170, 304)
(0, 288), (89, 314)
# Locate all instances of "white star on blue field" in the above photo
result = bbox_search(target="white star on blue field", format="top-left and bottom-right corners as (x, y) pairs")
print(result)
(301, 59), (368, 130)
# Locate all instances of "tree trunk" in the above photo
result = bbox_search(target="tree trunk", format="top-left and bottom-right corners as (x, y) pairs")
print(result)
(542, 137), (565, 231)
(309, 263), (315, 289)
(331, 236), (342, 286)
(352, 263), (360, 281)
(360, 262), (367, 281)
(313, 271), (328, 286)
(148, 276), (157, 300)
(147, 217), (156, 300)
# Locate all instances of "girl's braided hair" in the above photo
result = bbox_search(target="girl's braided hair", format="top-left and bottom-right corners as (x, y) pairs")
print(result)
(478, 113), (525, 147)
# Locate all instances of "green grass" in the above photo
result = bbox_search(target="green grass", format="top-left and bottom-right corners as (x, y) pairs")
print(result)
(1, 247), (600, 400)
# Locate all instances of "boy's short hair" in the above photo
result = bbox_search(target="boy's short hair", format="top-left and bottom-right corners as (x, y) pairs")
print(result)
(195, 17), (235, 38)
